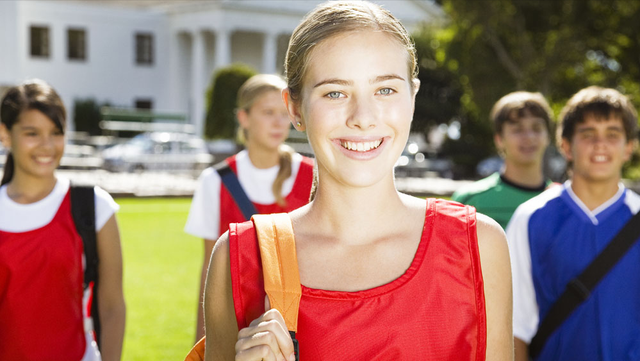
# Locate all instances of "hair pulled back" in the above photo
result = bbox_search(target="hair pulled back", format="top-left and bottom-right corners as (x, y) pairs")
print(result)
(284, 0), (418, 102)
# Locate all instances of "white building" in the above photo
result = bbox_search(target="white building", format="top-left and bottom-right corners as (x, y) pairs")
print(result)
(0, 0), (443, 136)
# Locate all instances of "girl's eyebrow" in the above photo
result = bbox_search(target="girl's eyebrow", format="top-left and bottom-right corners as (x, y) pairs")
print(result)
(313, 79), (352, 88)
(313, 74), (405, 88)
(372, 74), (405, 83)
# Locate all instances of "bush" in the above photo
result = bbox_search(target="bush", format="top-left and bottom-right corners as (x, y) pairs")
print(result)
(204, 64), (257, 139)
(73, 98), (104, 136)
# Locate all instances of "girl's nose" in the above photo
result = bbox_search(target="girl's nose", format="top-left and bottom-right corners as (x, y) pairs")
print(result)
(346, 95), (376, 130)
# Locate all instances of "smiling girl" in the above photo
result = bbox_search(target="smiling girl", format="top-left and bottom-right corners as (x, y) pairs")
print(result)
(203, 2), (512, 360)
(185, 74), (313, 341)
(0, 80), (125, 361)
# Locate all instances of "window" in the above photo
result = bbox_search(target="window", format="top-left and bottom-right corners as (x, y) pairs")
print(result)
(68, 28), (87, 61)
(135, 99), (153, 109)
(30, 26), (50, 58)
(135, 33), (154, 65)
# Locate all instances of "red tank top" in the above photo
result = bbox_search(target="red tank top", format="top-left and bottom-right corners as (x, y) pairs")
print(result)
(218, 154), (314, 237)
(229, 198), (486, 360)
(0, 191), (86, 361)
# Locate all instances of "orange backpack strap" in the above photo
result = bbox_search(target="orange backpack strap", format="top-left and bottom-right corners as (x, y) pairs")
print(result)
(184, 337), (205, 361)
(184, 214), (301, 361)
(252, 213), (302, 332)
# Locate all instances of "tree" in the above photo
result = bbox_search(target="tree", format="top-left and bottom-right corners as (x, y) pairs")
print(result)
(204, 64), (256, 139)
(420, 0), (640, 178)
(74, 98), (108, 136)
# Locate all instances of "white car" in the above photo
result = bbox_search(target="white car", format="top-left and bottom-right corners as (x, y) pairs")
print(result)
(102, 132), (214, 173)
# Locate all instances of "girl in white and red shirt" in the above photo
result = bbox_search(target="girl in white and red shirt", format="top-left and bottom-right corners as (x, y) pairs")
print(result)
(184, 74), (313, 341)
(0, 80), (125, 361)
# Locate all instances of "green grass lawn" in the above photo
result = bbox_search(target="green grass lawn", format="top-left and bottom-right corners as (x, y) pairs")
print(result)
(117, 197), (201, 361)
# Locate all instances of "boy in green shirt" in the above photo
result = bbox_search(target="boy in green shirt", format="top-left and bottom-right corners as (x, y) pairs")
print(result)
(452, 91), (554, 229)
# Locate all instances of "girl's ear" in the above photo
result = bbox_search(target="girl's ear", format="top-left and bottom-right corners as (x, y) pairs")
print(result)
(236, 109), (249, 130)
(282, 88), (305, 131)
(412, 78), (421, 95)
(0, 123), (11, 149)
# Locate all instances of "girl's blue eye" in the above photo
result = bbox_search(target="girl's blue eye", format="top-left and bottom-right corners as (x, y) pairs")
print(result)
(327, 91), (342, 99)
(379, 88), (393, 95)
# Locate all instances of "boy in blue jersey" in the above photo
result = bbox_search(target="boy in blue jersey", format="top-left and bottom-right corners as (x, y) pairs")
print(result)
(452, 91), (554, 229)
(507, 86), (640, 361)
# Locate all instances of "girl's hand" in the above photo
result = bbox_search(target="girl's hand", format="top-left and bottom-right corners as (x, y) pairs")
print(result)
(235, 297), (296, 361)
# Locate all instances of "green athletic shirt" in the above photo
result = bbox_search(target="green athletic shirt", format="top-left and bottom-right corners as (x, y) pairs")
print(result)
(451, 172), (553, 230)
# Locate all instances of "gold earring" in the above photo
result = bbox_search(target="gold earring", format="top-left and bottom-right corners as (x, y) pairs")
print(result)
(296, 121), (301, 127)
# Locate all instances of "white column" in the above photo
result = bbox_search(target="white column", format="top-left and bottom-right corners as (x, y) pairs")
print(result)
(214, 29), (231, 70)
(262, 32), (278, 74)
(191, 30), (205, 137)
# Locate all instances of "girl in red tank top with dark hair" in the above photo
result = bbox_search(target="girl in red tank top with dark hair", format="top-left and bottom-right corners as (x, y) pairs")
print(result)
(0, 80), (125, 361)
(203, 2), (513, 360)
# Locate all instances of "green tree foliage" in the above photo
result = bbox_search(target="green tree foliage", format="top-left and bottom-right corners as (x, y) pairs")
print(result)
(204, 64), (256, 139)
(420, 0), (640, 178)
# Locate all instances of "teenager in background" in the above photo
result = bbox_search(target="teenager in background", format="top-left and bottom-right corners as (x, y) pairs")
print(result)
(453, 91), (554, 229)
(185, 74), (313, 341)
(0, 79), (125, 361)
(508, 86), (640, 360)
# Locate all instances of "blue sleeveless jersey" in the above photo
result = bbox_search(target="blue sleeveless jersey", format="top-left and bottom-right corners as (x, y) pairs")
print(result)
(507, 182), (640, 361)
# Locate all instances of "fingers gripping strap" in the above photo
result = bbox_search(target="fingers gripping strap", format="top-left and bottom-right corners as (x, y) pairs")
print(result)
(252, 214), (301, 332)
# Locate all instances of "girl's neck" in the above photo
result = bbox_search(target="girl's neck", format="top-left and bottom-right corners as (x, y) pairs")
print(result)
(246, 143), (280, 169)
(299, 174), (409, 245)
(6, 172), (58, 204)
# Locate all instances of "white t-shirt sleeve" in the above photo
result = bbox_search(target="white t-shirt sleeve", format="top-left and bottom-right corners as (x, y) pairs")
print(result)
(94, 186), (119, 232)
(505, 205), (539, 343)
(184, 167), (221, 240)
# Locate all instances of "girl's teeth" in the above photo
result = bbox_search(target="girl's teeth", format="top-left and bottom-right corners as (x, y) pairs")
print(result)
(340, 139), (382, 152)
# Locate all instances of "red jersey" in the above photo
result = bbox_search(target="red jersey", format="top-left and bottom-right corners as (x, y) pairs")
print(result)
(218, 154), (314, 237)
(0, 191), (86, 361)
(229, 198), (486, 360)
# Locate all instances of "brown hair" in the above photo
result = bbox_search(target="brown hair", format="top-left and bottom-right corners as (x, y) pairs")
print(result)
(1, 79), (66, 186)
(558, 86), (638, 144)
(490, 91), (554, 135)
(236, 74), (292, 207)
(284, 0), (418, 102)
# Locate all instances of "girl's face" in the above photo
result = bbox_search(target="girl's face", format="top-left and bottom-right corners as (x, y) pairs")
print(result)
(238, 90), (291, 152)
(0, 109), (65, 180)
(289, 30), (418, 188)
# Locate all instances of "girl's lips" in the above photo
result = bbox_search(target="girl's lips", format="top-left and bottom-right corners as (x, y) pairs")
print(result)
(332, 136), (389, 160)
(34, 156), (56, 164)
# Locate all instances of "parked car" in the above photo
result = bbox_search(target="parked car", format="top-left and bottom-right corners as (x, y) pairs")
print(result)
(59, 144), (103, 170)
(394, 142), (453, 178)
(102, 132), (214, 173)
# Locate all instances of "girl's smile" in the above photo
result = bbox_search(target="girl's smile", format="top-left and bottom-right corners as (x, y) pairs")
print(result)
(334, 136), (387, 160)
